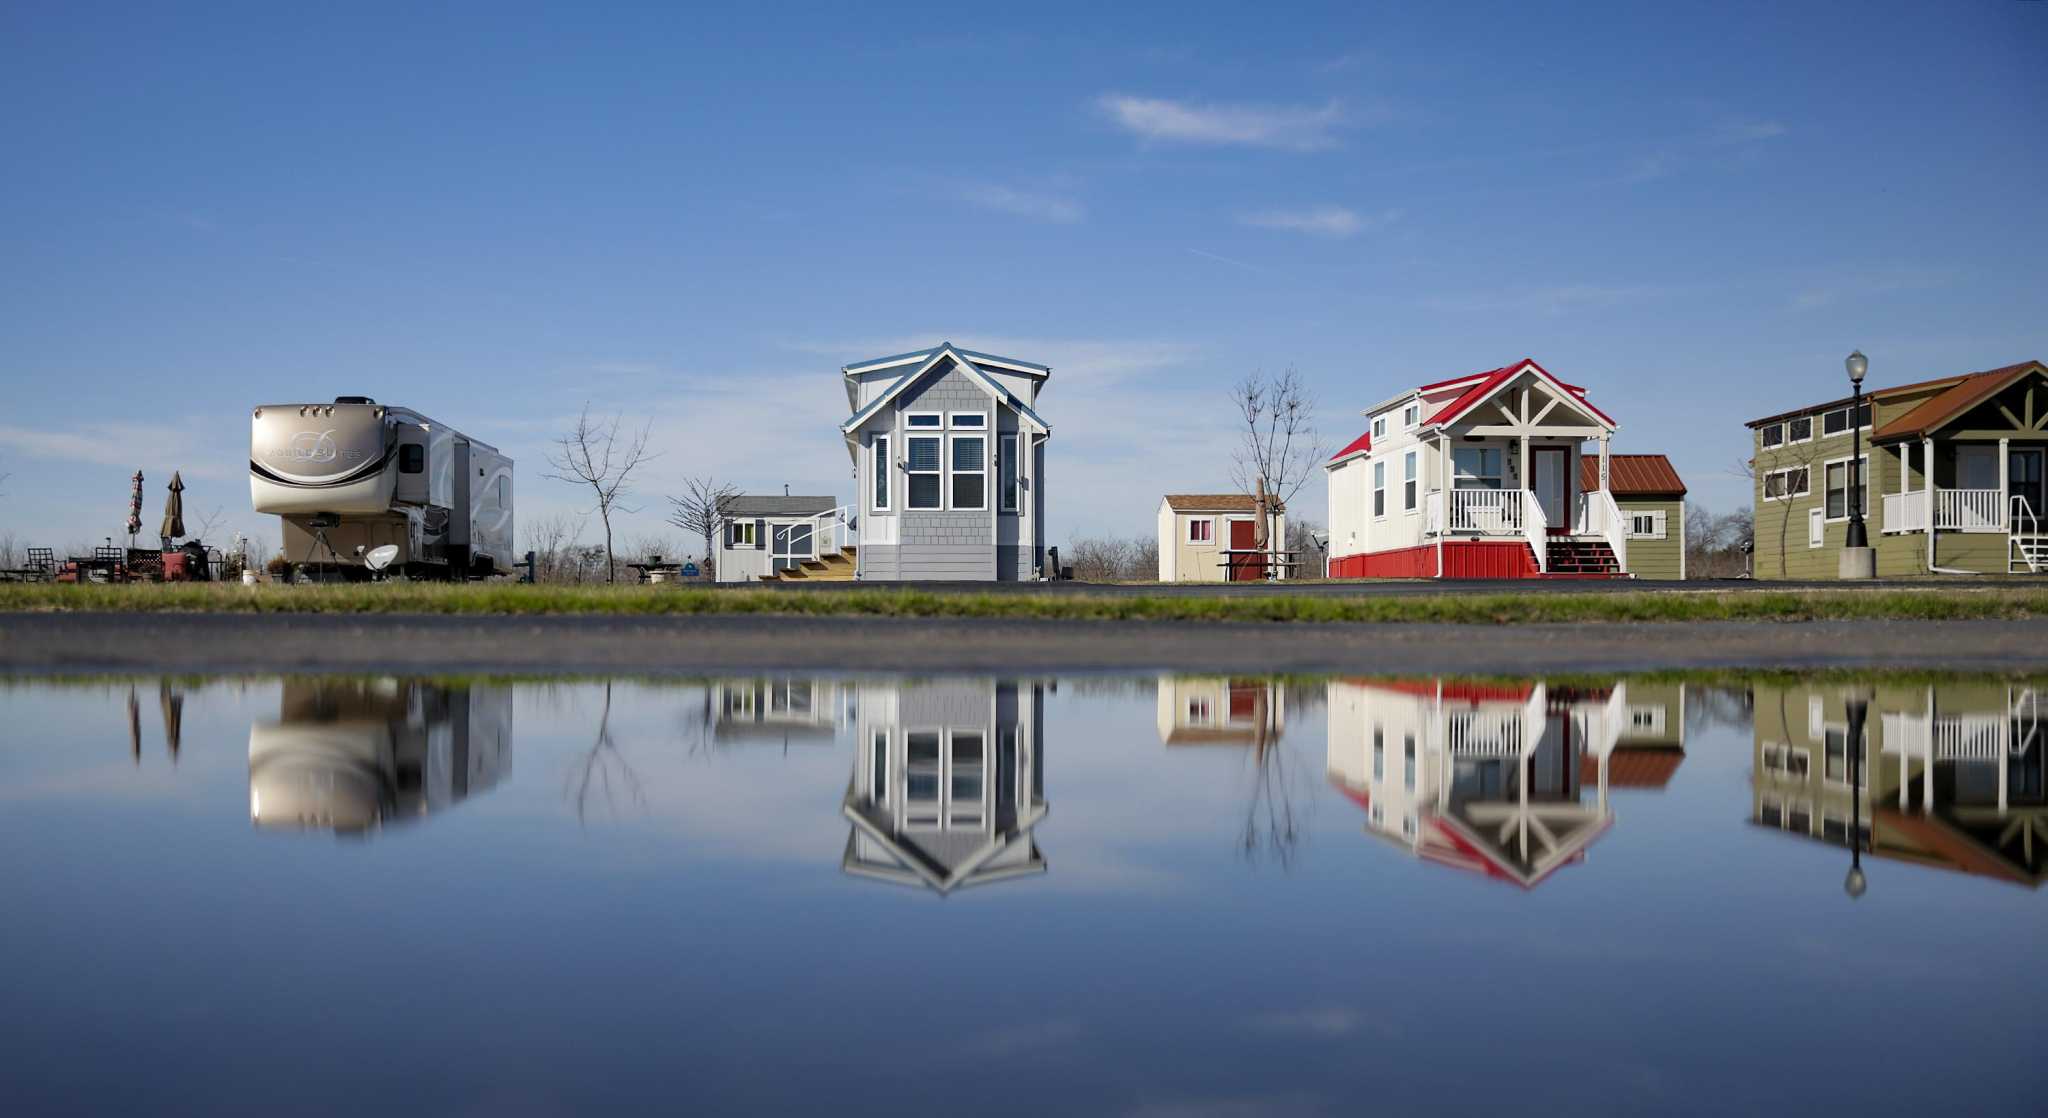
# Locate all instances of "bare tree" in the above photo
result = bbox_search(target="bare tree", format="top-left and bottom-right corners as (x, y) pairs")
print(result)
(566, 682), (643, 824)
(522, 512), (587, 583)
(189, 506), (228, 544)
(1064, 535), (1139, 581)
(1230, 368), (1322, 570)
(667, 476), (740, 567)
(545, 404), (656, 583)
(1286, 517), (1327, 578)
(1734, 441), (1822, 579)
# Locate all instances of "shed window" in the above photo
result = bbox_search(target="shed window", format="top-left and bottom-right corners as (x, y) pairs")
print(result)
(1188, 518), (1214, 543)
(907, 437), (942, 509)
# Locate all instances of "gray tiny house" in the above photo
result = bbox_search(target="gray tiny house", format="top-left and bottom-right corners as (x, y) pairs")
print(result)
(841, 343), (1050, 581)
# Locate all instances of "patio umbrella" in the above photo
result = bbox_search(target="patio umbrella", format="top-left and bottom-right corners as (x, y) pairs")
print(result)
(126, 471), (144, 541)
(159, 682), (184, 762)
(161, 471), (185, 541)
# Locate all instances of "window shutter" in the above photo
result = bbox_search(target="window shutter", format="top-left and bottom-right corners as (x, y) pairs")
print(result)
(755, 519), (766, 549)
(1652, 510), (1667, 540)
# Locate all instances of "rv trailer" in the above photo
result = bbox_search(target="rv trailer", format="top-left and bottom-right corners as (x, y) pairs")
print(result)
(250, 397), (514, 578)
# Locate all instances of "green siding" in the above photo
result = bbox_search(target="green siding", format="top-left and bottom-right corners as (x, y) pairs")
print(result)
(1617, 497), (1684, 580)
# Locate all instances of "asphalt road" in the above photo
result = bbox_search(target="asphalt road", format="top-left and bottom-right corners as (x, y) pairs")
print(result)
(4, 612), (2043, 677)
(732, 576), (2041, 596)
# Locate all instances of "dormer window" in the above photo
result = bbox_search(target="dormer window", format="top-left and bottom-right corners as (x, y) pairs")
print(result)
(1403, 403), (1419, 428)
(1372, 416), (1387, 439)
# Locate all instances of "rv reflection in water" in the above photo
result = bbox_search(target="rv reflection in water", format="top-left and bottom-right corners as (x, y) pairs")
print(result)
(842, 679), (1048, 895)
(248, 679), (511, 835)
(1326, 679), (1685, 888)
(1754, 681), (2046, 887)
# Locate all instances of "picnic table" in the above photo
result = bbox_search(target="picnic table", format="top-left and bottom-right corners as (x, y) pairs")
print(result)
(625, 560), (688, 584)
(1216, 548), (1307, 581)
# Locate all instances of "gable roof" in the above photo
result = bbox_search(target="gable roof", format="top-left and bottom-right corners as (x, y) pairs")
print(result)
(1873, 360), (2047, 442)
(843, 345), (1049, 379)
(1580, 454), (1687, 498)
(840, 342), (1050, 437)
(721, 494), (838, 517)
(1425, 358), (1617, 430)
(1162, 493), (1269, 513)
(1741, 361), (2046, 430)
(1327, 430), (1373, 467)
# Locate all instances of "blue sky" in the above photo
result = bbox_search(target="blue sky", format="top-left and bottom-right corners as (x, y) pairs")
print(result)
(2, 1), (2044, 556)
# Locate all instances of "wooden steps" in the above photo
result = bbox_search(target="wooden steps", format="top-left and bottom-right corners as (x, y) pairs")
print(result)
(760, 545), (857, 582)
(1544, 538), (1624, 577)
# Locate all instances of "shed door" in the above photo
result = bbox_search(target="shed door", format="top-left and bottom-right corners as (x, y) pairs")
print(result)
(1229, 519), (1259, 581)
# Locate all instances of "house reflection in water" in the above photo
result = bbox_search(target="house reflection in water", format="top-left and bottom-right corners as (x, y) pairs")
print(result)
(1326, 679), (1685, 888)
(1155, 677), (1286, 748)
(708, 678), (846, 747)
(1753, 681), (2045, 887)
(843, 679), (1048, 895)
(247, 679), (511, 835)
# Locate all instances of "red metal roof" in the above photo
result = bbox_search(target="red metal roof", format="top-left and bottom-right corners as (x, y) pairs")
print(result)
(1330, 430), (1373, 461)
(1581, 749), (1684, 788)
(1579, 454), (1687, 498)
(1425, 359), (1616, 429)
(1873, 361), (2046, 442)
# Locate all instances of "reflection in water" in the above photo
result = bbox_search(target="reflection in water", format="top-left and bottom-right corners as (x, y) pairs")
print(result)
(1326, 680), (1686, 888)
(843, 679), (1047, 895)
(247, 679), (512, 834)
(1753, 681), (2046, 888)
(1155, 677), (1303, 866)
(710, 678), (845, 747)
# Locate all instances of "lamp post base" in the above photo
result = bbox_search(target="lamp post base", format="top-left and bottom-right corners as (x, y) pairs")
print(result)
(1838, 546), (1876, 580)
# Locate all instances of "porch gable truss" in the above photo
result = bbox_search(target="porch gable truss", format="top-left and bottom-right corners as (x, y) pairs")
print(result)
(1449, 368), (1615, 439)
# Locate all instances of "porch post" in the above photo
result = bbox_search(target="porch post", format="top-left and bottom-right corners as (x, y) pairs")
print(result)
(1924, 436), (1936, 570)
(1518, 436), (1531, 505)
(1999, 436), (2010, 529)
(1597, 433), (1610, 492)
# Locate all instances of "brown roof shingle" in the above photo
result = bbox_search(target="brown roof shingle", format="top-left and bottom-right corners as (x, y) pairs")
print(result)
(1873, 361), (2047, 442)
(1163, 494), (1270, 513)
(1580, 454), (1687, 498)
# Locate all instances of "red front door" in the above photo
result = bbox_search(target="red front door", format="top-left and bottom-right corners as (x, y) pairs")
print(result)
(1229, 519), (1259, 581)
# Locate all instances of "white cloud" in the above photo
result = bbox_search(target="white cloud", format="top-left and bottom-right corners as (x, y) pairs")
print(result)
(1787, 265), (1955, 312)
(1097, 94), (1350, 151)
(0, 421), (238, 482)
(1419, 283), (1671, 316)
(1239, 206), (1401, 239)
(955, 183), (1084, 224)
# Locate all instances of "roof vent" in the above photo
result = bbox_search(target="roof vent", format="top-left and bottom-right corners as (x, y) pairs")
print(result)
(334, 396), (376, 405)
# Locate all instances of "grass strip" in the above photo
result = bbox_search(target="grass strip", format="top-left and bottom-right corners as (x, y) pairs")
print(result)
(3, 582), (2047, 624)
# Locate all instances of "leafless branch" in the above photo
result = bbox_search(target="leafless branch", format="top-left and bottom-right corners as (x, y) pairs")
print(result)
(544, 403), (657, 583)
(667, 476), (741, 570)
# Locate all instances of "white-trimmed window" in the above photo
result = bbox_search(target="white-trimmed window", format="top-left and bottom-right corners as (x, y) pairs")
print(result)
(1187, 517), (1214, 544)
(1760, 423), (1785, 449)
(1403, 403), (1420, 428)
(951, 434), (986, 510)
(1787, 416), (1813, 443)
(1628, 511), (1666, 539)
(1763, 466), (1810, 500)
(728, 520), (756, 547)
(1372, 415), (1387, 440)
(1186, 696), (1213, 725)
(1824, 454), (1868, 521)
(1373, 461), (1387, 518)
(1372, 729), (1384, 780)
(906, 412), (943, 430)
(1403, 450), (1419, 512)
(906, 435), (942, 509)
(1403, 734), (1416, 790)
(871, 435), (891, 511)
(998, 434), (1019, 512)
(1821, 402), (1872, 436)
(1453, 447), (1504, 490)
(950, 412), (986, 429)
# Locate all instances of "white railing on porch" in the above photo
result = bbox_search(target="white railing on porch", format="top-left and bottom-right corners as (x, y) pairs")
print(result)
(1935, 489), (2004, 532)
(1521, 489), (1548, 574)
(1882, 490), (1929, 534)
(1446, 488), (1522, 534)
(1574, 489), (1628, 574)
(810, 505), (855, 555)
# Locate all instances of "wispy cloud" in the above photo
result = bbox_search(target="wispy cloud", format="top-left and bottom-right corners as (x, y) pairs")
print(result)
(1186, 247), (1275, 276)
(1788, 265), (1956, 312)
(1420, 283), (1673, 316)
(1097, 94), (1352, 151)
(1239, 206), (1401, 239)
(0, 420), (238, 482)
(1626, 113), (1789, 183)
(1708, 118), (1788, 145)
(954, 182), (1084, 224)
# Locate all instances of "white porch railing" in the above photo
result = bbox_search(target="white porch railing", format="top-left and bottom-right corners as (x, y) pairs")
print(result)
(1935, 488), (2004, 532)
(809, 506), (855, 555)
(1446, 488), (1522, 534)
(1882, 490), (1929, 534)
(1577, 489), (1628, 574)
(1521, 488), (1548, 574)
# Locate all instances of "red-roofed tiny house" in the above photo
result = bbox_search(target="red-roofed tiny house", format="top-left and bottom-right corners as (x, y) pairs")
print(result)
(1325, 359), (1651, 579)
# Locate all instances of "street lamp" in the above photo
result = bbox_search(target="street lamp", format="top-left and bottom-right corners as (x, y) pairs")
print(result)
(1845, 351), (1869, 550)
(1843, 692), (1869, 899)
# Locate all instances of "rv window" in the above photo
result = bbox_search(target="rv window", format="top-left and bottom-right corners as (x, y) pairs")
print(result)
(400, 445), (424, 474)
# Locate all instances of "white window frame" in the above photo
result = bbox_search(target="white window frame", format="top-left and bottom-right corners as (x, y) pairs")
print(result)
(1186, 696), (1213, 725)
(1453, 446), (1505, 490)
(1822, 453), (1869, 523)
(1373, 461), (1387, 520)
(998, 433), (1019, 512)
(1628, 512), (1660, 538)
(1821, 402), (1872, 436)
(1403, 450), (1419, 513)
(1372, 415), (1387, 440)
(905, 411), (944, 430)
(1763, 465), (1810, 501)
(1402, 403), (1420, 428)
(728, 519), (756, 548)
(1808, 507), (1824, 549)
(949, 411), (986, 429)
(906, 434), (943, 510)
(871, 434), (891, 512)
(1785, 415), (1814, 444)
(1187, 517), (1214, 545)
(1759, 423), (1785, 449)
(949, 433), (987, 512)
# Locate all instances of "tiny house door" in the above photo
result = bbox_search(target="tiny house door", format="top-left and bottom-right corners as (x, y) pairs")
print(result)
(1228, 518), (1259, 581)
(1533, 447), (1568, 530)
(2012, 448), (2046, 524)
